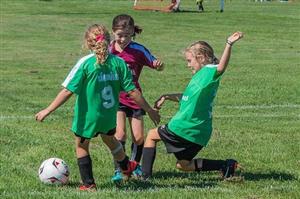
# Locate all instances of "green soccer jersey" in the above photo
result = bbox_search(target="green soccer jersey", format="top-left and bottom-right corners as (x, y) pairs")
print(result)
(62, 53), (135, 138)
(168, 65), (222, 146)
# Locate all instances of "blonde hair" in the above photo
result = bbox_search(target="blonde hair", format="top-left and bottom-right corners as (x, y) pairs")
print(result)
(84, 24), (110, 65)
(185, 41), (219, 64)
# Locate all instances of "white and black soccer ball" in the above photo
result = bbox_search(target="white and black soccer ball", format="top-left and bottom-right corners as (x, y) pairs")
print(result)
(38, 158), (70, 185)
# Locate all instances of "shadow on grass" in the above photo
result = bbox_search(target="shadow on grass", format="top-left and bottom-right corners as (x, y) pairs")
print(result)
(98, 180), (217, 191)
(176, 10), (213, 14)
(31, 12), (114, 15)
(63, 170), (296, 191)
(152, 170), (218, 181)
(97, 171), (219, 191)
(64, 181), (81, 189)
(243, 171), (297, 181)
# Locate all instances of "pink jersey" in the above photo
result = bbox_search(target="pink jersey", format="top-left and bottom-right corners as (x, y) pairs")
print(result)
(110, 41), (157, 109)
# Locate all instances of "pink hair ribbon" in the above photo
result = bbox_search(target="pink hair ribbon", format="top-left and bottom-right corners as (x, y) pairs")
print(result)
(96, 34), (105, 42)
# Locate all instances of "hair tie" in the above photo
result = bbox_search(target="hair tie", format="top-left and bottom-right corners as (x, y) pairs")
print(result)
(96, 34), (105, 42)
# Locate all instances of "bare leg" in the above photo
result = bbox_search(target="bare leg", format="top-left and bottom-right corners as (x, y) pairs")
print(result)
(75, 136), (90, 158)
(144, 128), (161, 147)
(75, 136), (95, 185)
(101, 134), (126, 161)
(176, 160), (195, 171)
(129, 116), (144, 162)
(129, 116), (144, 145)
(115, 111), (127, 142)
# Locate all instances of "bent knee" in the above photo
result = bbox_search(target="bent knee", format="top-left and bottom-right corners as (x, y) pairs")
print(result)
(133, 137), (144, 145)
(176, 160), (191, 171)
(132, 136), (144, 145)
(115, 129), (126, 141)
(176, 162), (183, 170)
(147, 128), (160, 140)
(176, 162), (186, 171)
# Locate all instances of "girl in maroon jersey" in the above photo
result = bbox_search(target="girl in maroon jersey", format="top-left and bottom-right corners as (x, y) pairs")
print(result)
(110, 14), (164, 183)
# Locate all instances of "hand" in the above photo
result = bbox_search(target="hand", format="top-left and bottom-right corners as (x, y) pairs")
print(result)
(154, 95), (166, 110)
(35, 109), (51, 122)
(227, 32), (243, 46)
(153, 60), (164, 71)
(147, 108), (161, 126)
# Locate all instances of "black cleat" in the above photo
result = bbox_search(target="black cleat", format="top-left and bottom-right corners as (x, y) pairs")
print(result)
(221, 159), (239, 179)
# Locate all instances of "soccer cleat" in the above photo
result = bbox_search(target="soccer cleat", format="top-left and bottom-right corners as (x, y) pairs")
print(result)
(140, 173), (151, 182)
(172, 8), (181, 12)
(79, 183), (96, 191)
(221, 159), (239, 179)
(132, 164), (142, 178)
(111, 169), (124, 184)
(122, 160), (139, 177)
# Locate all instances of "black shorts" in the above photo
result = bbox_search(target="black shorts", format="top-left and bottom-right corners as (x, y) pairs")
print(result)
(119, 103), (146, 118)
(158, 125), (203, 161)
(75, 128), (116, 143)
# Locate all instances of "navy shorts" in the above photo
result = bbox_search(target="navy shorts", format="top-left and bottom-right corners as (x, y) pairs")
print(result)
(158, 124), (203, 161)
(119, 103), (146, 118)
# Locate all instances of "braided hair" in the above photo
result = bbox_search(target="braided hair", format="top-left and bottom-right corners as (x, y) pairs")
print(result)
(84, 24), (111, 65)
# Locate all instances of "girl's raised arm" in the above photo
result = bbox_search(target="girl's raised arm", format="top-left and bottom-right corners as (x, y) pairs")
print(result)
(217, 32), (243, 74)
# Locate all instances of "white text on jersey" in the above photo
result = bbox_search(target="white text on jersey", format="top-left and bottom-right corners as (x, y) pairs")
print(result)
(98, 72), (119, 82)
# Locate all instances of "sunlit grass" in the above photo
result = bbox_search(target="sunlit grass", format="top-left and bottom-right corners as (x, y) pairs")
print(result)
(0, 0), (299, 198)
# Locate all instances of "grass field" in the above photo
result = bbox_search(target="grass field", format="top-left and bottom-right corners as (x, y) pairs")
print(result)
(1, 0), (300, 198)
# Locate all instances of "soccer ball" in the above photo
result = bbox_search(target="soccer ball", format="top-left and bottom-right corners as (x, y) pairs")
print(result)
(38, 158), (70, 185)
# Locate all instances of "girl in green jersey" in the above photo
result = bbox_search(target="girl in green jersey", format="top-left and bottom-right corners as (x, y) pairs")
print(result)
(35, 24), (160, 190)
(141, 32), (243, 180)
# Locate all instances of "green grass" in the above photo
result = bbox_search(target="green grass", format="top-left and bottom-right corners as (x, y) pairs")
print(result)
(1, 0), (300, 198)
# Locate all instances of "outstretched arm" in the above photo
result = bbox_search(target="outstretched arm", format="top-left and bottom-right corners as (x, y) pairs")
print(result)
(154, 93), (182, 109)
(128, 89), (160, 126)
(35, 88), (73, 122)
(153, 59), (164, 71)
(217, 31), (243, 74)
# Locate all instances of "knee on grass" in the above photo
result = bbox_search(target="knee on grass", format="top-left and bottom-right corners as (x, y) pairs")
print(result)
(176, 160), (193, 171)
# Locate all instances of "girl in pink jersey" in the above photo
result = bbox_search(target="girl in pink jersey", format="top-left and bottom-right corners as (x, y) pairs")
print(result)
(110, 14), (164, 182)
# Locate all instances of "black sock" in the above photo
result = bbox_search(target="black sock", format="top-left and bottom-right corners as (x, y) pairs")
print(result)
(131, 141), (144, 162)
(201, 159), (225, 171)
(77, 155), (95, 185)
(113, 140), (126, 170)
(142, 147), (156, 178)
(117, 156), (129, 171)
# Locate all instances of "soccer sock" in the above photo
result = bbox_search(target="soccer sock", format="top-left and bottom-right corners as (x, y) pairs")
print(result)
(120, 140), (126, 152)
(131, 141), (144, 163)
(77, 155), (95, 185)
(194, 158), (225, 171)
(142, 147), (156, 178)
(113, 140), (126, 170)
(117, 156), (129, 171)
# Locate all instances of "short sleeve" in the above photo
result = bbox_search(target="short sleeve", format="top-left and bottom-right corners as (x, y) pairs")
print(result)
(130, 42), (157, 68)
(62, 59), (86, 94)
(213, 66), (224, 81)
(204, 64), (223, 81)
(141, 46), (157, 68)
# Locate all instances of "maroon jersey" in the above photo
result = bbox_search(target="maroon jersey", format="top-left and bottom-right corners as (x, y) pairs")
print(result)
(110, 41), (157, 109)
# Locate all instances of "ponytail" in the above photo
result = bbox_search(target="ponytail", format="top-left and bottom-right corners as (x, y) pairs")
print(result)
(112, 14), (142, 39)
(212, 56), (219, 64)
(84, 24), (110, 65)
